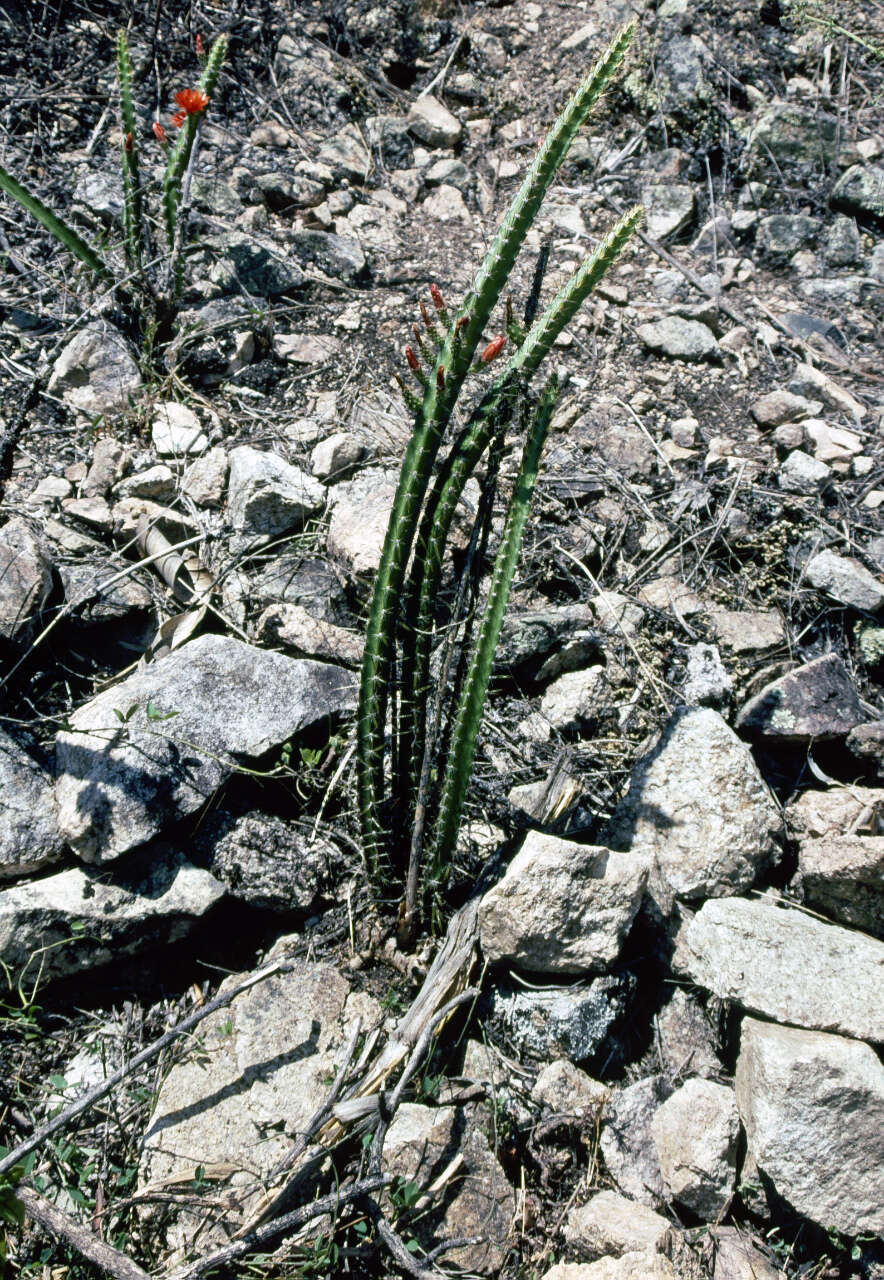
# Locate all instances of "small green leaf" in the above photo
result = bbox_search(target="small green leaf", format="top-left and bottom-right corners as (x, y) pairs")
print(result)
(145, 700), (179, 721)
(48, 1074), (68, 1090)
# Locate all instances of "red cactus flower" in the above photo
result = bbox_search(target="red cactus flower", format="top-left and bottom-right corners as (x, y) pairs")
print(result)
(430, 284), (445, 312)
(480, 334), (506, 363)
(171, 87), (209, 119)
(195, 33), (205, 55)
(123, 131), (133, 153)
(169, 111), (187, 128)
(152, 121), (168, 144)
(405, 346), (420, 372)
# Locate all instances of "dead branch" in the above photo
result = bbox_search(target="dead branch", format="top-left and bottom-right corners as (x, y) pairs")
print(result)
(14, 1185), (150, 1280)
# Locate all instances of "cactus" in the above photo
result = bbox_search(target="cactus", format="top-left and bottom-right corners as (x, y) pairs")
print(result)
(355, 22), (642, 930)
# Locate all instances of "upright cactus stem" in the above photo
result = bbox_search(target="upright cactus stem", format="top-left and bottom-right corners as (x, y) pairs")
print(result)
(356, 23), (641, 909)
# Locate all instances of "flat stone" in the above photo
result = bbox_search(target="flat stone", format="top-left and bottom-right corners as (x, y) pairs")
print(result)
(804, 420), (862, 463)
(735, 653), (864, 740)
(778, 448), (832, 493)
(710, 610), (785, 653)
(747, 102), (841, 166)
(637, 317), (719, 361)
(288, 229), (367, 285)
(59, 558), (151, 622)
(116, 465), (177, 503)
(317, 123), (370, 182)
(652, 1079), (738, 1218)
(750, 389), (822, 427)
(140, 943), (380, 1257)
(787, 361), (866, 421)
(407, 94), (462, 147)
(600, 1076), (667, 1209)
(542, 1255), (677, 1280)
(327, 467), (397, 576)
(273, 332), (342, 365)
(310, 431), (366, 481)
(211, 231), (305, 295)
(0, 847), (224, 984)
(642, 183), (695, 239)
(0, 518), (53, 647)
(846, 721), (884, 777)
(55, 634), (356, 862)
(0, 730), (65, 878)
(151, 402), (208, 456)
(675, 896), (884, 1041)
(564, 1191), (670, 1260)
(540, 666), (608, 732)
(227, 445), (325, 541)
(531, 1060), (610, 1117)
(47, 321), (142, 418)
(756, 214), (820, 259)
(708, 1227), (783, 1280)
(795, 834), (884, 937)
(805, 549), (884, 612)
(181, 446), (228, 508)
(479, 832), (648, 975)
(735, 1017), (884, 1235)
(605, 707), (782, 912)
(256, 603), (363, 667)
(423, 183), (472, 223)
(384, 1103), (511, 1275)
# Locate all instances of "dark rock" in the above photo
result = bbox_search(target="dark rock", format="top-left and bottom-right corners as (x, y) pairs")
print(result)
(485, 973), (629, 1063)
(756, 214), (820, 260)
(365, 115), (414, 169)
(205, 811), (345, 911)
(288, 229), (368, 285)
(832, 164), (884, 224)
(735, 653), (864, 740)
(0, 729), (66, 878)
(0, 518), (54, 649)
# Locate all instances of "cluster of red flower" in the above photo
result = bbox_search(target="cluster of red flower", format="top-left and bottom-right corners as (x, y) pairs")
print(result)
(151, 88), (209, 145)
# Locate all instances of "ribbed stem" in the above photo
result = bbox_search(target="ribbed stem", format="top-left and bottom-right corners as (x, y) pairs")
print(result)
(0, 164), (110, 281)
(428, 375), (559, 884)
(116, 31), (143, 270)
(356, 25), (637, 877)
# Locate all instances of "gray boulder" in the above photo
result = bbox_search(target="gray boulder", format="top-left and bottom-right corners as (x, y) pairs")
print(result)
(736, 1017), (884, 1235)
(605, 707), (782, 912)
(407, 94), (462, 147)
(140, 941), (381, 1256)
(651, 1078), (738, 1218)
(227, 445), (325, 542)
(735, 653), (863, 740)
(256, 603), (364, 667)
(755, 214), (820, 259)
(210, 231), (305, 296)
(327, 467), (397, 576)
(563, 1190), (669, 1260)
(0, 518), (53, 647)
(47, 321), (141, 417)
(747, 102), (841, 166)
(600, 1076), (667, 1209)
(0, 847), (224, 983)
(675, 896), (884, 1042)
(636, 317), (719, 361)
(0, 730), (65, 877)
(804, 549), (884, 612)
(795, 835), (884, 937)
(384, 1103), (511, 1275)
(55, 634), (356, 862)
(479, 832), (648, 974)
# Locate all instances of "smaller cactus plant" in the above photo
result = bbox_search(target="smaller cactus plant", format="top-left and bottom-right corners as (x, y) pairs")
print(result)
(0, 30), (227, 336)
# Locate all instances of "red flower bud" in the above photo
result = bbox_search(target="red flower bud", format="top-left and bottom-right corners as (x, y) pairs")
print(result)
(123, 131), (133, 153)
(195, 33), (205, 55)
(152, 121), (168, 144)
(480, 334), (506, 363)
(430, 284), (445, 312)
(169, 110), (187, 128)
(405, 346), (420, 372)
(436, 366), (445, 390)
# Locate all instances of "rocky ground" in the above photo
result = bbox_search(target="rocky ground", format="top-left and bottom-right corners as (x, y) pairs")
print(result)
(1, 0), (883, 1277)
